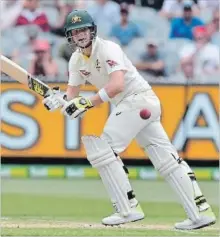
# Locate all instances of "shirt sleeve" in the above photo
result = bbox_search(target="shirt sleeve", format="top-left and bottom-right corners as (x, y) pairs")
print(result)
(68, 54), (85, 86)
(103, 42), (128, 75)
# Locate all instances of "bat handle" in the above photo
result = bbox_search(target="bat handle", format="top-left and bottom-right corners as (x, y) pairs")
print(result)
(56, 96), (67, 106)
(46, 88), (67, 106)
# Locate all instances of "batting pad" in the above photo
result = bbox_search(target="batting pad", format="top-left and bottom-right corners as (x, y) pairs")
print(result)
(146, 144), (200, 222)
(180, 160), (210, 212)
(180, 161), (203, 197)
(82, 136), (131, 216)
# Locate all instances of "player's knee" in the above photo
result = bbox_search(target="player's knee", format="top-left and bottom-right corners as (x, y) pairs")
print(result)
(145, 144), (179, 177)
(100, 132), (117, 152)
(82, 135), (117, 168)
(101, 131), (129, 155)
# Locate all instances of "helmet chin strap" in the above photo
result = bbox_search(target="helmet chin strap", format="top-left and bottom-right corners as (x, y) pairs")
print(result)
(78, 40), (93, 49)
(78, 36), (97, 53)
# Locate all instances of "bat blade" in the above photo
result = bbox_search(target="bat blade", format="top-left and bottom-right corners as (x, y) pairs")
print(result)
(27, 74), (51, 97)
(1, 55), (51, 97)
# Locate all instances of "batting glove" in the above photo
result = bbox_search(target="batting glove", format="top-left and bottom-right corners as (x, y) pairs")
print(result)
(61, 96), (93, 119)
(42, 87), (66, 111)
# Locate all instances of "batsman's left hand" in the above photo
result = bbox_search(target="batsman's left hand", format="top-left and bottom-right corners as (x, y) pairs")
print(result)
(61, 96), (93, 119)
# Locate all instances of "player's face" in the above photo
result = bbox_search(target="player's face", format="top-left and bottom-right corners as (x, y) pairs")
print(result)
(71, 28), (91, 48)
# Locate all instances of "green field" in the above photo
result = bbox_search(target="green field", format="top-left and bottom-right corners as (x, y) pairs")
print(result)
(1, 179), (219, 236)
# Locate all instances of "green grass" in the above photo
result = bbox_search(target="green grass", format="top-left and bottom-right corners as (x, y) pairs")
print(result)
(2, 193), (189, 222)
(1, 179), (219, 236)
(2, 228), (219, 236)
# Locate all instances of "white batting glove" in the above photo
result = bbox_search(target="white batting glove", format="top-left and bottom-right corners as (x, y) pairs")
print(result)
(61, 96), (93, 119)
(42, 87), (65, 112)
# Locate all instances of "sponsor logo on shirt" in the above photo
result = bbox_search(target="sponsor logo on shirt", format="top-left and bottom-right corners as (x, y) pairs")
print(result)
(106, 60), (118, 68)
(95, 59), (101, 71)
(79, 70), (91, 77)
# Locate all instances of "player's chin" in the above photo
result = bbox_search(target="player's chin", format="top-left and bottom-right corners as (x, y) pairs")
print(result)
(77, 40), (91, 48)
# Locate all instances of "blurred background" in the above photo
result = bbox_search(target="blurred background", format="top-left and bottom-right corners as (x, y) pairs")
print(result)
(1, 0), (219, 201)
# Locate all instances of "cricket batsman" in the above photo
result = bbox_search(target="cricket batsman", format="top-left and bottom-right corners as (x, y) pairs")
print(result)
(43, 9), (216, 229)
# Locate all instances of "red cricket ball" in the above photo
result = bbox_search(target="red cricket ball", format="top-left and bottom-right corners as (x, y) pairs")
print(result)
(140, 109), (151, 120)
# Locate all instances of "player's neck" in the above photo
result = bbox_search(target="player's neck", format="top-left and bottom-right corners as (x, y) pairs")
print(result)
(81, 45), (92, 57)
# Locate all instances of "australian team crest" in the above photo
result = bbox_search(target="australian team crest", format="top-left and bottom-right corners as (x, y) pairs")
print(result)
(72, 15), (81, 24)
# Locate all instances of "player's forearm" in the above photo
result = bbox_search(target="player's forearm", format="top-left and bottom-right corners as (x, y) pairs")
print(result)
(89, 93), (104, 106)
(89, 83), (124, 106)
(90, 86), (123, 106)
(90, 71), (124, 106)
(66, 85), (80, 101)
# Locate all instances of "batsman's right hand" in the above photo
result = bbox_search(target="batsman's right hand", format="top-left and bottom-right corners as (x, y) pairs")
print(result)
(42, 87), (65, 111)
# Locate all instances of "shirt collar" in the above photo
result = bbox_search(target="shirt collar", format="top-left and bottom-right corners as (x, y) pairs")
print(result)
(90, 36), (100, 57)
(78, 36), (100, 61)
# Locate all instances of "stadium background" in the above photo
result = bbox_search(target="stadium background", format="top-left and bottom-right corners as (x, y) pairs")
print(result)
(1, 0), (219, 181)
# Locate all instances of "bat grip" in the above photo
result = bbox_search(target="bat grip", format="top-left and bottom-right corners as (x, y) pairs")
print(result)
(56, 96), (67, 106)
(46, 88), (67, 106)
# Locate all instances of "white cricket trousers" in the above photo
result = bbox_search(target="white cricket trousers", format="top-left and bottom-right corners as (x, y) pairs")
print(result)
(101, 89), (179, 157)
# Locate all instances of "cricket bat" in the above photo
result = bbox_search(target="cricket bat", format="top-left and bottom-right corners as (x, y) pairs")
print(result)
(1, 55), (65, 104)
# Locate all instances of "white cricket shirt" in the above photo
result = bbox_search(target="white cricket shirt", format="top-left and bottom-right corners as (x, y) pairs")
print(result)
(68, 37), (151, 105)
